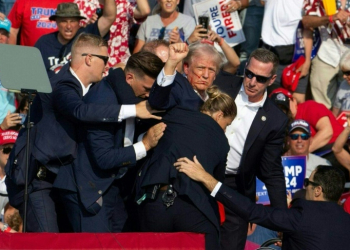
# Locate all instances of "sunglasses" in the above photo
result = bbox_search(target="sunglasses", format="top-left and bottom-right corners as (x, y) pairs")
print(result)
(1, 147), (12, 154)
(343, 71), (350, 76)
(158, 27), (166, 40)
(304, 178), (320, 187)
(289, 133), (310, 140)
(244, 68), (273, 84)
(81, 53), (109, 65)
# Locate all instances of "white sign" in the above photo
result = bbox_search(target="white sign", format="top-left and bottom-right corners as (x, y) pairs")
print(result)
(193, 0), (245, 47)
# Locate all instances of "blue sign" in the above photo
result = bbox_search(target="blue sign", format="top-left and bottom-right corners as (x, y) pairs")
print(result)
(256, 155), (307, 205)
(292, 21), (321, 62)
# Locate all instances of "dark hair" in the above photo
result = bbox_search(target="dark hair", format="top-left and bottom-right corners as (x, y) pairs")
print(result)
(141, 39), (170, 54)
(200, 86), (237, 118)
(313, 165), (345, 202)
(247, 48), (279, 75)
(125, 51), (165, 79)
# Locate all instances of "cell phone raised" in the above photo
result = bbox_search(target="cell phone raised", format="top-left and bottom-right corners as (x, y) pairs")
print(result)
(19, 113), (27, 124)
(96, 8), (103, 18)
(198, 15), (209, 34)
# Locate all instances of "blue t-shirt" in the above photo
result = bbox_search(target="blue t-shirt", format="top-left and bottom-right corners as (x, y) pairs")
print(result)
(35, 22), (106, 79)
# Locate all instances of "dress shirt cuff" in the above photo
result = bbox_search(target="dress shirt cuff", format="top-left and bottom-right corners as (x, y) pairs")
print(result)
(210, 182), (222, 197)
(119, 105), (136, 122)
(133, 141), (147, 161)
(156, 68), (176, 87)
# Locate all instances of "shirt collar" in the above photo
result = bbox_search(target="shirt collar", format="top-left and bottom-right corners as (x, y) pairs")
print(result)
(69, 67), (92, 96)
(194, 89), (209, 101)
(238, 84), (267, 108)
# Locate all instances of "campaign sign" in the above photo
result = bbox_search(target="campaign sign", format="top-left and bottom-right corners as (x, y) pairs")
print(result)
(336, 111), (350, 127)
(193, 0), (245, 48)
(256, 155), (306, 205)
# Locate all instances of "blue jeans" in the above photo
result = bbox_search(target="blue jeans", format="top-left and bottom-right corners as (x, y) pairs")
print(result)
(247, 225), (281, 249)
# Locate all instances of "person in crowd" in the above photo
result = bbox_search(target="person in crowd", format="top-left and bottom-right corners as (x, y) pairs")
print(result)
(34, 1), (115, 78)
(332, 115), (350, 178)
(141, 39), (170, 62)
(137, 86), (236, 249)
(0, 96), (29, 132)
(303, 0), (350, 109)
(7, 0), (72, 46)
(0, 129), (17, 222)
(261, 0), (309, 103)
(54, 50), (166, 232)
(289, 97), (343, 154)
(148, 44), (288, 250)
(286, 119), (331, 177)
(175, 161), (350, 249)
(0, 15), (15, 125)
(5, 33), (161, 232)
(74, 0), (151, 68)
(133, 0), (195, 53)
(332, 50), (350, 117)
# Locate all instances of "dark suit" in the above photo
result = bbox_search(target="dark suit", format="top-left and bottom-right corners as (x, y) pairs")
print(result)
(148, 70), (288, 249)
(53, 68), (139, 232)
(5, 64), (124, 232)
(216, 184), (350, 250)
(136, 106), (229, 250)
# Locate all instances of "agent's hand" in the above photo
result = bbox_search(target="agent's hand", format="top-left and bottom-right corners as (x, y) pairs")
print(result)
(142, 122), (166, 150)
(135, 101), (163, 120)
(174, 156), (207, 181)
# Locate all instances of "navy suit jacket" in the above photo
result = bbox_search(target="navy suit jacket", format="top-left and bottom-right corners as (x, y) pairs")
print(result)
(216, 184), (350, 250)
(53, 68), (139, 213)
(214, 71), (288, 208)
(136, 106), (229, 231)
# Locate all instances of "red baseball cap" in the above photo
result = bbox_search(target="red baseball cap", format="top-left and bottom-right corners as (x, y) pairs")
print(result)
(282, 56), (305, 92)
(268, 87), (293, 99)
(0, 130), (18, 146)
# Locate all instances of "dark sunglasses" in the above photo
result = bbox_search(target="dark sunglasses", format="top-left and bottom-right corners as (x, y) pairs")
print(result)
(158, 27), (166, 40)
(343, 71), (350, 76)
(289, 133), (310, 140)
(244, 68), (273, 84)
(304, 178), (320, 187)
(81, 53), (109, 65)
(1, 147), (12, 154)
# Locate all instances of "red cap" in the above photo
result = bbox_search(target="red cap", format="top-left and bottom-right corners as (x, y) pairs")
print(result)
(281, 56), (305, 92)
(269, 87), (293, 99)
(0, 130), (18, 146)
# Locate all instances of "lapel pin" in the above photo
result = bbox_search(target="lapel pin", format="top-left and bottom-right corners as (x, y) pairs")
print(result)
(261, 116), (266, 121)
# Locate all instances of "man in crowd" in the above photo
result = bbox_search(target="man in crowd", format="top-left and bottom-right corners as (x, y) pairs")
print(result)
(287, 119), (331, 177)
(148, 44), (288, 250)
(35, 1), (115, 77)
(175, 159), (350, 249)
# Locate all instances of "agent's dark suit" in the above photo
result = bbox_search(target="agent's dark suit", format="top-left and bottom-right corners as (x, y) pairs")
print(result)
(136, 106), (229, 250)
(215, 184), (350, 250)
(5, 64), (125, 232)
(149, 70), (288, 249)
(53, 68), (140, 232)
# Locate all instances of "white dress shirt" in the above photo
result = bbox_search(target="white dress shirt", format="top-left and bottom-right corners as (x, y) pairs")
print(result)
(225, 85), (267, 174)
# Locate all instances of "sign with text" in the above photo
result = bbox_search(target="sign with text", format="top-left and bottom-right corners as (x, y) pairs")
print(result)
(256, 155), (306, 205)
(193, 0), (245, 48)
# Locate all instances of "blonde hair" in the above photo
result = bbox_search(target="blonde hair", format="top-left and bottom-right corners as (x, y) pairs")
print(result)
(201, 86), (237, 118)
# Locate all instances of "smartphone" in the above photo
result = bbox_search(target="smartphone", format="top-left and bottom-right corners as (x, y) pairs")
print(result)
(96, 8), (103, 18)
(198, 15), (209, 34)
(19, 113), (27, 124)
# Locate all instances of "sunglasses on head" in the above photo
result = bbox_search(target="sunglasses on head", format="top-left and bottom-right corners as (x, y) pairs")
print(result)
(81, 53), (109, 65)
(158, 27), (166, 40)
(1, 147), (12, 154)
(304, 178), (320, 187)
(343, 71), (350, 76)
(289, 133), (310, 140)
(244, 68), (273, 84)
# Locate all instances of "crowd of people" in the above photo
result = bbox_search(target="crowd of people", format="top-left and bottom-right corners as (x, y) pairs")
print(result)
(1, 0), (350, 249)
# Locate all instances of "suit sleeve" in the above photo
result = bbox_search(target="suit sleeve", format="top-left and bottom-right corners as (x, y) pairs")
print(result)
(257, 115), (288, 209)
(84, 122), (137, 170)
(216, 184), (302, 232)
(53, 81), (122, 123)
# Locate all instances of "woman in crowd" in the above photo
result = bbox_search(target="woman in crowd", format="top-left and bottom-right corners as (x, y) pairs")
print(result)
(133, 0), (195, 53)
(136, 86), (236, 250)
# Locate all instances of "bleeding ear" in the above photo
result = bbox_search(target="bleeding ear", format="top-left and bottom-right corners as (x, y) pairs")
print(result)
(183, 63), (189, 75)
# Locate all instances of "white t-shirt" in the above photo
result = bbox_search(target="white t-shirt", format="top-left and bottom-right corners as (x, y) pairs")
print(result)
(0, 176), (8, 222)
(262, 0), (304, 46)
